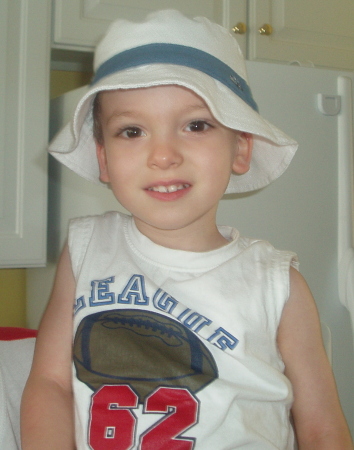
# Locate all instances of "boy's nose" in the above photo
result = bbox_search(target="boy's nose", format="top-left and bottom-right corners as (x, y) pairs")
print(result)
(147, 139), (183, 170)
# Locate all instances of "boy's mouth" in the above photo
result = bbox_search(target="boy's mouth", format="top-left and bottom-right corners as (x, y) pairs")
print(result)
(147, 183), (190, 193)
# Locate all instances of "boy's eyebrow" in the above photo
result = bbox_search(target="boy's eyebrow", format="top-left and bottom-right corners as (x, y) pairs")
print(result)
(105, 103), (211, 125)
(184, 103), (210, 112)
(105, 111), (137, 125)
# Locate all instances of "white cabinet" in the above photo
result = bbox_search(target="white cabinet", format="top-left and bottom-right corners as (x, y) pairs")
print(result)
(52, 0), (247, 55)
(54, 0), (354, 71)
(224, 0), (248, 56)
(246, 0), (354, 70)
(0, 0), (51, 268)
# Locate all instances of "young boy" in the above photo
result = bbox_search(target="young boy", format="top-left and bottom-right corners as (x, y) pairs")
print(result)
(21, 9), (353, 450)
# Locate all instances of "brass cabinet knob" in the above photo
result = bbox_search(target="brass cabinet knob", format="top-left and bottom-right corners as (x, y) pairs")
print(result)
(258, 24), (273, 35)
(232, 22), (247, 35)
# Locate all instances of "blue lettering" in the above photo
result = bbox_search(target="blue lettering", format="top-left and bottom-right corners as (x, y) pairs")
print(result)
(207, 327), (238, 350)
(153, 289), (178, 313)
(177, 308), (191, 321)
(182, 312), (212, 332)
(89, 276), (115, 306)
(118, 274), (148, 305)
(74, 296), (86, 314)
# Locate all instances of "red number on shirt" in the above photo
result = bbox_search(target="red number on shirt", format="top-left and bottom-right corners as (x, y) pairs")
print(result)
(141, 387), (198, 450)
(89, 385), (138, 450)
(89, 385), (199, 450)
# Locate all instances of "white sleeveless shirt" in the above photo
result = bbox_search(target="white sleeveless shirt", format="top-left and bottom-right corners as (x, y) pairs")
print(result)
(69, 211), (297, 449)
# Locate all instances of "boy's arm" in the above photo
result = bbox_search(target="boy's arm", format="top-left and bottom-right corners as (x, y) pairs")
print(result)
(21, 243), (76, 449)
(277, 267), (353, 449)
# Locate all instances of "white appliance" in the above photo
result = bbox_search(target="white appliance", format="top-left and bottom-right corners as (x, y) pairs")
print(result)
(27, 61), (354, 435)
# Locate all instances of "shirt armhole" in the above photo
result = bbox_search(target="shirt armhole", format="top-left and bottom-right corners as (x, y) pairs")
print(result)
(68, 216), (95, 280)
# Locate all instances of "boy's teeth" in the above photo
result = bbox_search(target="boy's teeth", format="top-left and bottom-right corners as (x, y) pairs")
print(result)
(149, 184), (189, 193)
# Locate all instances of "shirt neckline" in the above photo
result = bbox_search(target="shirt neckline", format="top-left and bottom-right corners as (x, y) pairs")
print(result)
(123, 214), (241, 272)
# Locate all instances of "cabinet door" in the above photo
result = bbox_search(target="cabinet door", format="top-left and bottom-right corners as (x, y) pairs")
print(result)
(0, 0), (50, 268)
(248, 0), (354, 71)
(52, 0), (245, 51)
(225, 0), (248, 57)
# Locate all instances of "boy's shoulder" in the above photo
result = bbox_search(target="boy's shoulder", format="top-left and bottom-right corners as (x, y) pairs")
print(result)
(69, 210), (129, 229)
(235, 232), (297, 259)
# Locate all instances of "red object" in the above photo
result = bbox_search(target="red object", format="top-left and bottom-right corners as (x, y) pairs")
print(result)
(0, 327), (37, 341)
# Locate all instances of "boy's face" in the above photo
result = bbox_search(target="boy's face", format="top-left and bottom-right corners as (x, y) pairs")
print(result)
(96, 85), (252, 249)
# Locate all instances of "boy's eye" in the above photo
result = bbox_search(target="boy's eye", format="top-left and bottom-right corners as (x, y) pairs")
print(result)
(120, 127), (146, 138)
(186, 121), (211, 132)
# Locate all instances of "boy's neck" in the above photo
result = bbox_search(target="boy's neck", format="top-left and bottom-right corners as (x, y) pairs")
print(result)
(133, 217), (230, 252)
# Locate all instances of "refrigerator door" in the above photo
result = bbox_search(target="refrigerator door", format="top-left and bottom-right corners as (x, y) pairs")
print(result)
(337, 76), (354, 332)
(217, 61), (354, 432)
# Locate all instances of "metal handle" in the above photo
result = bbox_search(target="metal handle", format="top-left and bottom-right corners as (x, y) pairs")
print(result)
(258, 24), (273, 36)
(232, 22), (247, 35)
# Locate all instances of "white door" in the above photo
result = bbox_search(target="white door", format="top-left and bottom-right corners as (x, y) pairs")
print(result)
(248, 0), (354, 71)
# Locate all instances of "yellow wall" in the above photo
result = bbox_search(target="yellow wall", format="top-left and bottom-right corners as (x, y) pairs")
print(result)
(50, 70), (92, 99)
(0, 269), (26, 327)
(0, 69), (91, 328)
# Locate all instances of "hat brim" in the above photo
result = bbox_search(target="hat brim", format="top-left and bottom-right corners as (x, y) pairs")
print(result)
(49, 64), (298, 194)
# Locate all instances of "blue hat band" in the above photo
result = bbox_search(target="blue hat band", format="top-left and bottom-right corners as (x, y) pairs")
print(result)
(92, 43), (258, 112)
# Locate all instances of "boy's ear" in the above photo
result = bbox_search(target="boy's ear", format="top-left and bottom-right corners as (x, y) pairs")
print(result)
(232, 132), (253, 175)
(96, 142), (110, 183)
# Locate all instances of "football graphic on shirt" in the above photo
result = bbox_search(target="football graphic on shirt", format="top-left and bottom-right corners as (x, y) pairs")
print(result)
(73, 309), (218, 403)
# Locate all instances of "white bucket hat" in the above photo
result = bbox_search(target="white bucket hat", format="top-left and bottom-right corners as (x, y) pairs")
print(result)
(48, 9), (298, 194)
